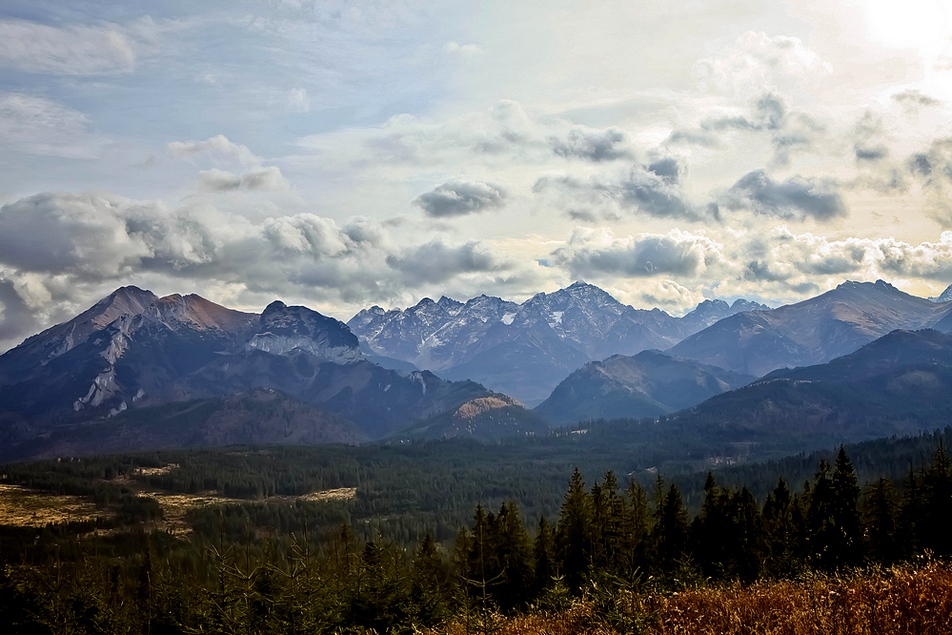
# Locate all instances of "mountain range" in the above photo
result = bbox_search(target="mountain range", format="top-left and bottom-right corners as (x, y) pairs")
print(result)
(0, 286), (513, 458)
(349, 282), (766, 405)
(4, 279), (952, 460)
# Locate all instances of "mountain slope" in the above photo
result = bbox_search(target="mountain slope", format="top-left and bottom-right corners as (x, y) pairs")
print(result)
(0, 389), (365, 461)
(534, 350), (754, 425)
(668, 328), (952, 443)
(670, 280), (952, 376)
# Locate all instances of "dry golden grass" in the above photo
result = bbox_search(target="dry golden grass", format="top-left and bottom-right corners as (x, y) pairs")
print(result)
(139, 486), (358, 535)
(0, 461), (357, 536)
(429, 561), (952, 635)
(0, 484), (112, 527)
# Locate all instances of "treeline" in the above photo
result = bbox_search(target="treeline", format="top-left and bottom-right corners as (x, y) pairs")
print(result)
(2, 444), (951, 634)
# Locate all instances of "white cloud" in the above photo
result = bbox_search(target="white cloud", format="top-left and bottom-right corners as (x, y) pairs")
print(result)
(168, 134), (260, 167)
(288, 87), (310, 112)
(0, 93), (106, 159)
(693, 31), (833, 99)
(0, 17), (161, 75)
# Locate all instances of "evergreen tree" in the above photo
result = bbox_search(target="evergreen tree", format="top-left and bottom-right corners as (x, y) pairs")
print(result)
(490, 501), (534, 612)
(831, 446), (865, 567)
(862, 477), (900, 565)
(762, 478), (800, 578)
(533, 516), (556, 596)
(556, 468), (592, 592)
(410, 533), (451, 626)
(653, 483), (689, 573)
(922, 443), (952, 556)
(622, 480), (653, 576)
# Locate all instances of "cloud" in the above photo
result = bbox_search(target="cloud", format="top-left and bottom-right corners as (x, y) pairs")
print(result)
(0, 17), (160, 75)
(0, 278), (32, 342)
(413, 181), (506, 218)
(0, 20), (133, 75)
(722, 170), (847, 221)
(535, 158), (708, 222)
(444, 41), (483, 57)
(905, 138), (952, 224)
(288, 87), (310, 113)
(386, 241), (502, 285)
(168, 134), (260, 167)
(669, 92), (824, 165)
(0, 92), (106, 159)
(0, 192), (214, 280)
(892, 89), (942, 108)
(0, 190), (521, 322)
(198, 166), (290, 192)
(550, 127), (632, 162)
(692, 31), (833, 97)
(551, 228), (724, 279)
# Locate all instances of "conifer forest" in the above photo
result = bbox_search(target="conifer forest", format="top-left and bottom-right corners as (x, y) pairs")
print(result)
(1, 430), (951, 634)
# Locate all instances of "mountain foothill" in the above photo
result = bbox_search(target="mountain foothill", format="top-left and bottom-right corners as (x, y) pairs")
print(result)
(3, 278), (952, 460)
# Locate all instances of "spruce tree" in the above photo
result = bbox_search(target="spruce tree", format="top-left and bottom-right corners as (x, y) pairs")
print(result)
(556, 468), (592, 592)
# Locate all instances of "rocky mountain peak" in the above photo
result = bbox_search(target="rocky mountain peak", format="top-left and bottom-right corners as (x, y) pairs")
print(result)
(250, 301), (361, 361)
(929, 283), (952, 303)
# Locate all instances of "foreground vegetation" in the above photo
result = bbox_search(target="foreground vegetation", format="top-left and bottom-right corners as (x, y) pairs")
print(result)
(428, 560), (952, 635)
(0, 434), (950, 633)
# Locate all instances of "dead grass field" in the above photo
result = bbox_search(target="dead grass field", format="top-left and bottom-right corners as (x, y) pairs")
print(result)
(430, 560), (952, 635)
(0, 484), (112, 527)
(0, 461), (357, 534)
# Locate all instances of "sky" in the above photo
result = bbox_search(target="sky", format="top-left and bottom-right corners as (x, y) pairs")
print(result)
(1, 0), (952, 352)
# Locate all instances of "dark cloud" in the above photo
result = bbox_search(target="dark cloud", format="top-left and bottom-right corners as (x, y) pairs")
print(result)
(551, 231), (720, 279)
(723, 169), (847, 221)
(670, 93), (821, 165)
(616, 165), (696, 218)
(567, 209), (599, 222)
(550, 127), (632, 162)
(534, 158), (706, 222)
(413, 181), (506, 218)
(908, 153), (932, 176)
(198, 167), (289, 192)
(646, 157), (682, 183)
(386, 241), (501, 284)
(854, 144), (888, 162)
(892, 90), (942, 108)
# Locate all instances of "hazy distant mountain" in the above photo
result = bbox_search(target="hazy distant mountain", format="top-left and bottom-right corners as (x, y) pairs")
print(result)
(534, 350), (754, 425)
(349, 282), (766, 404)
(669, 280), (952, 377)
(668, 328), (952, 443)
(0, 287), (510, 457)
